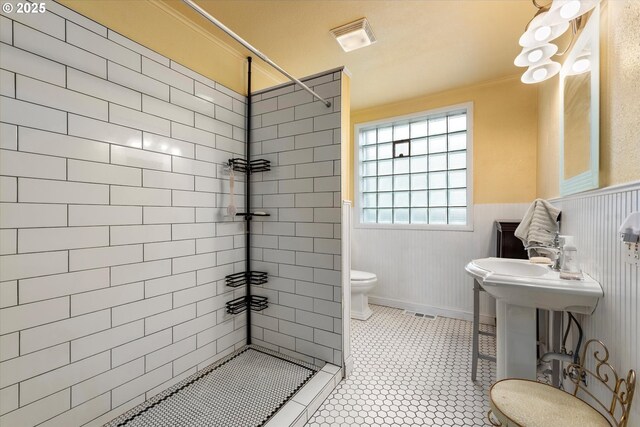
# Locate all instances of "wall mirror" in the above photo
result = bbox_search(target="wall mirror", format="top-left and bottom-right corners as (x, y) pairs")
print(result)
(559, 5), (599, 196)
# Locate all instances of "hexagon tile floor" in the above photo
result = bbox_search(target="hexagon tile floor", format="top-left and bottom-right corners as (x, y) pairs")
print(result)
(306, 305), (497, 426)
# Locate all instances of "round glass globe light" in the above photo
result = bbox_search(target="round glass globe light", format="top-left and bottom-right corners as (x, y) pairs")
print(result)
(533, 68), (549, 81)
(560, 0), (582, 19)
(534, 26), (552, 41)
(527, 49), (544, 63)
(572, 57), (590, 73)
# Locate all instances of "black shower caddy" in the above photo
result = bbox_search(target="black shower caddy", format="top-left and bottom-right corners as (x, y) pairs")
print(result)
(224, 57), (270, 342)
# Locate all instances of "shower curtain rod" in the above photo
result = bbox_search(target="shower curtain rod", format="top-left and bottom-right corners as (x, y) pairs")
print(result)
(181, 0), (332, 108)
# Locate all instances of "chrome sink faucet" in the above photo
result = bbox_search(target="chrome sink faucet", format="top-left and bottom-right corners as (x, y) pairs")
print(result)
(526, 233), (562, 270)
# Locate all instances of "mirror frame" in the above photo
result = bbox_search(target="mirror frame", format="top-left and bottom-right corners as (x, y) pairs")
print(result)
(559, 5), (600, 196)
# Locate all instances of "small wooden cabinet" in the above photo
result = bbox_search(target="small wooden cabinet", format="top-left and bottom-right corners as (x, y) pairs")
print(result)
(495, 221), (527, 259)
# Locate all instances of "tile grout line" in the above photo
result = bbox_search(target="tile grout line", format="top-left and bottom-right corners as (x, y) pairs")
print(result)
(1, 6), (344, 424)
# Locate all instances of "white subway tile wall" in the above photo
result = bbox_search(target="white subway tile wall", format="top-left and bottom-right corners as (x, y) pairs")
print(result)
(0, 3), (248, 425)
(250, 73), (343, 366)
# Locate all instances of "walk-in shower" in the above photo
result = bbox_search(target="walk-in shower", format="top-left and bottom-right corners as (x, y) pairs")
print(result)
(0, 0), (345, 424)
(101, 56), (324, 426)
(100, 54), (342, 425)
(107, 346), (319, 427)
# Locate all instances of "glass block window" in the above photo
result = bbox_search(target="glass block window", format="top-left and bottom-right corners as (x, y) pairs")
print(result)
(358, 107), (471, 226)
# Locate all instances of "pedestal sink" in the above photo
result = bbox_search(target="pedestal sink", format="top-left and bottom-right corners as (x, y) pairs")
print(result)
(465, 257), (603, 380)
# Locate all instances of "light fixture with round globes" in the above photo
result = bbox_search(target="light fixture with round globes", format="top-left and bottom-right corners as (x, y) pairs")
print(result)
(519, 12), (570, 47)
(570, 53), (591, 74)
(572, 58), (590, 72)
(545, 0), (599, 25)
(529, 49), (543, 62)
(521, 61), (562, 84)
(534, 26), (552, 41)
(514, 43), (559, 67)
(533, 68), (549, 81)
(515, 0), (598, 84)
(561, 0), (581, 19)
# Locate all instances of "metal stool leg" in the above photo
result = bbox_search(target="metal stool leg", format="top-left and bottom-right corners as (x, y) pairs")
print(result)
(472, 279), (496, 382)
(472, 279), (480, 381)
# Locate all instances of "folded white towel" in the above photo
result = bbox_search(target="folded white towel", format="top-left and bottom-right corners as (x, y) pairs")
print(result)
(515, 199), (561, 247)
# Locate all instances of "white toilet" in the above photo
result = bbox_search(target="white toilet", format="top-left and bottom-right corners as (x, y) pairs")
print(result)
(350, 270), (378, 320)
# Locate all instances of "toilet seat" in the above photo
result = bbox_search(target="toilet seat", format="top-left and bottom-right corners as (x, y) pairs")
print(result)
(351, 270), (376, 281)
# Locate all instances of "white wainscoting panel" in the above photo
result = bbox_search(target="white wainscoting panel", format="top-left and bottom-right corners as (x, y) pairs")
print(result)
(554, 182), (639, 423)
(352, 203), (529, 323)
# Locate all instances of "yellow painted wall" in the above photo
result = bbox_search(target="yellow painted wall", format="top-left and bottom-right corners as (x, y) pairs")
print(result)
(58, 0), (283, 95)
(350, 76), (539, 204)
(537, 0), (640, 198)
(537, 77), (560, 199)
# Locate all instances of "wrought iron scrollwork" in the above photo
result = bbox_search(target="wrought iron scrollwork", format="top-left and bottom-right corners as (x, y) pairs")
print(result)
(566, 339), (636, 427)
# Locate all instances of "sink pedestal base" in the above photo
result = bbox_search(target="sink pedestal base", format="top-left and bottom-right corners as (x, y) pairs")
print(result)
(496, 301), (537, 380)
(466, 258), (603, 381)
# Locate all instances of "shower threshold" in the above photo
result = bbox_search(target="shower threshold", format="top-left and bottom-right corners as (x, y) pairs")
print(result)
(105, 345), (340, 427)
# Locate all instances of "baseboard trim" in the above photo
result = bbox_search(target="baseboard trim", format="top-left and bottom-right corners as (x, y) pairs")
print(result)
(343, 355), (354, 378)
(368, 296), (495, 325)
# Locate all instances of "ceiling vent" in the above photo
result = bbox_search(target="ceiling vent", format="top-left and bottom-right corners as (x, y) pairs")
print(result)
(330, 18), (376, 52)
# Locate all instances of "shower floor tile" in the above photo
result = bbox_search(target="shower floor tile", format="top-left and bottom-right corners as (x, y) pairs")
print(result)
(306, 305), (497, 426)
(106, 345), (318, 427)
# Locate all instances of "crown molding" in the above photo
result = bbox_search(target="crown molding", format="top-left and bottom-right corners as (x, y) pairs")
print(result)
(148, 0), (283, 89)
